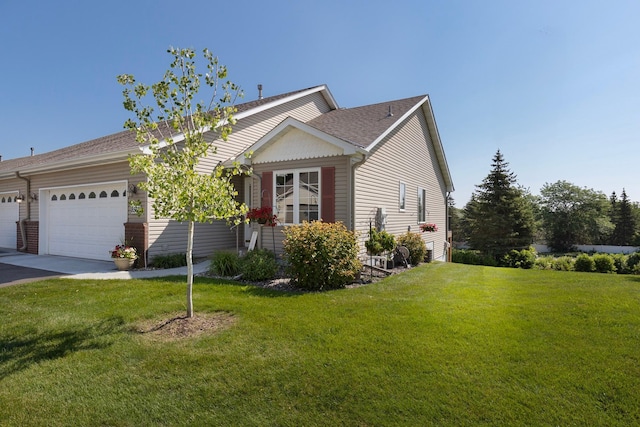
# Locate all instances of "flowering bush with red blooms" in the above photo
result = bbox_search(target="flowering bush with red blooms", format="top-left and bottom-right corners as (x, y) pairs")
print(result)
(420, 223), (438, 232)
(246, 206), (277, 227)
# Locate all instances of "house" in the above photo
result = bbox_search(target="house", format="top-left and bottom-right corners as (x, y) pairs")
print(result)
(0, 85), (454, 264)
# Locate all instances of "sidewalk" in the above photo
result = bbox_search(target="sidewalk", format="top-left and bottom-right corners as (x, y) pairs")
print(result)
(0, 251), (209, 280)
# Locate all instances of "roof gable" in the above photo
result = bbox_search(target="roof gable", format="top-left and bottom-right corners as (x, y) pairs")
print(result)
(237, 117), (365, 165)
(0, 85), (336, 178)
(306, 95), (454, 192)
(306, 96), (425, 148)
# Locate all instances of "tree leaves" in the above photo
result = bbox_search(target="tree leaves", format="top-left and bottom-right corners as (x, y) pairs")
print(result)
(118, 47), (246, 317)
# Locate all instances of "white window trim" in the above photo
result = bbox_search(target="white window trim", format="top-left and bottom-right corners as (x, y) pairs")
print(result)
(273, 167), (321, 225)
(399, 181), (406, 212)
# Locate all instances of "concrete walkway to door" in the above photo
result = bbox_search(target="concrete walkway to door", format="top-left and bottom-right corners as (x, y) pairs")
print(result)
(0, 250), (210, 286)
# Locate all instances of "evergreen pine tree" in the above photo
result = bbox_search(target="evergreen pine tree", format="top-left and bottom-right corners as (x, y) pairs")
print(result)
(464, 150), (535, 258)
(612, 189), (636, 245)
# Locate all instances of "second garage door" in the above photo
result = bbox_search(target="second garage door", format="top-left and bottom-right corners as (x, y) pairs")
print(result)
(0, 192), (19, 249)
(44, 183), (128, 260)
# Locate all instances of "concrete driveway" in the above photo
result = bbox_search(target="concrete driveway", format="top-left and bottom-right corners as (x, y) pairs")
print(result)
(0, 251), (210, 287)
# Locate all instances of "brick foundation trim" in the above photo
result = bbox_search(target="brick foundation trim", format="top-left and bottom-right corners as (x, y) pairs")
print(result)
(125, 222), (148, 267)
(16, 220), (39, 255)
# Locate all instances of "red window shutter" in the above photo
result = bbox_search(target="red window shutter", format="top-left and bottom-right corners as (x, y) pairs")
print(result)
(321, 166), (335, 223)
(261, 171), (273, 207)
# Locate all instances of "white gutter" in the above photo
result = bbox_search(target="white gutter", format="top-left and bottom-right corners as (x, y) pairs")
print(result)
(10, 148), (140, 176)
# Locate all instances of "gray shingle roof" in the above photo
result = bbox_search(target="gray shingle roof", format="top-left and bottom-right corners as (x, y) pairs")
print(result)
(0, 87), (427, 175)
(306, 95), (426, 148)
(0, 86), (326, 175)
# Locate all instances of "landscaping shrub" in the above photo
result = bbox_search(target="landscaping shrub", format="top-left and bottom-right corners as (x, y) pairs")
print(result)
(397, 232), (427, 266)
(452, 249), (498, 266)
(151, 253), (187, 269)
(592, 253), (616, 274)
(552, 256), (575, 271)
(241, 249), (278, 281)
(283, 221), (361, 291)
(611, 254), (629, 274)
(210, 250), (241, 277)
(365, 229), (395, 256)
(627, 252), (640, 272)
(534, 255), (553, 270)
(574, 254), (595, 272)
(502, 247), (536, 269)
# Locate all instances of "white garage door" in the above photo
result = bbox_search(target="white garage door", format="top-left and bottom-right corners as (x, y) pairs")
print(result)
(0, 192), (19, 248)
(46, 183), (127, 260)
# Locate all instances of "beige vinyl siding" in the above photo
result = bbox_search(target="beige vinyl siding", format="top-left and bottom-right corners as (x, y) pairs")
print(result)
(149, 91), (333, 255)
(251, 156), (350, 254)
(355, 110), (449, 261)
(198, 92), (332, 172)
(146, 175), (245, 260)
(147, 220), (238, 260)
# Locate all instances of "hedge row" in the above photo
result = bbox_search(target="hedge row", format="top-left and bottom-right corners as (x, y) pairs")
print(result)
(453, 248), (640, 274)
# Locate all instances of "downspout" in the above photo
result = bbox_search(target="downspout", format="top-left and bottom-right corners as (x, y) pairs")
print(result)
(350, 154), (366, 232)
(446, 191), (452, 262)
(16, 171), (30, 251)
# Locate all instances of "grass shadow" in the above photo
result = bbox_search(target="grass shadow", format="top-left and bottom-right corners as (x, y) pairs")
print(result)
(139, 275), (333, 298)
(0, 316), (125, 380)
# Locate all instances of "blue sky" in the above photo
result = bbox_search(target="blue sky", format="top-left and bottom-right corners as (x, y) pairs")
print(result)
(1, 0), (638, 205)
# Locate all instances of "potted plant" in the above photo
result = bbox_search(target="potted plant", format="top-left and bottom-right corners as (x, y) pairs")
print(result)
(246, 206), (278, 254)
(420, 223), (438, 232)
(246, 206), (277, 227)
(110, 244), (138, 271)
(365, 229), (396, 269)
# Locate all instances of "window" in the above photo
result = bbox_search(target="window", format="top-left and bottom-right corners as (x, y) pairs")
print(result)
(417, 187), (426, 223)
(399, 182), (406, 211)
(275, 169), (319, 224)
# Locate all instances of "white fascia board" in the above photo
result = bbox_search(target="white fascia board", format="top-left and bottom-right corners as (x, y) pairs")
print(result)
(142, 85), (338, 152)
(234, 85), (339, 122)
(422, 97), (454, 192)
(364, 95), (430, 152)
(14, 148), (139, 176)
(364, 95), (454, 193)
(241, 117), (366, 159)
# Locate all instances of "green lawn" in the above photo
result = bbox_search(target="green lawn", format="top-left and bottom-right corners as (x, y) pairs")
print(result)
(1, 263), (639, 426)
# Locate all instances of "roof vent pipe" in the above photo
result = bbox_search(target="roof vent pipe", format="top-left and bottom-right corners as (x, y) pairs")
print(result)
(387, 105), (393, 117)
(30, 147), (34, 156)
(258, 84), (263, 100)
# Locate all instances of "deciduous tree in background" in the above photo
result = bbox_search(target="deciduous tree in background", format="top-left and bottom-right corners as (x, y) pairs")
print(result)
(539, 180), (612, 252)
(464, 150), (535, 258)
(118, 47), (247, 318)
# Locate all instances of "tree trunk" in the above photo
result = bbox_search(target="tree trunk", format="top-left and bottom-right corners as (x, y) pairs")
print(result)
(186, 220), (194, 318)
